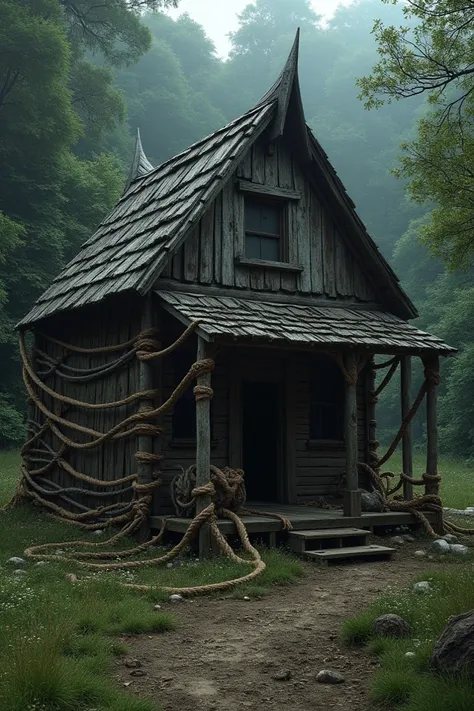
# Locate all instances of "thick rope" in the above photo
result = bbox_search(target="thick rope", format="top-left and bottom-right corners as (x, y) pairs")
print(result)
(374, 358), (400, 398)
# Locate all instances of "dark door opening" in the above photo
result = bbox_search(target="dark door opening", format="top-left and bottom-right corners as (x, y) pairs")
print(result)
(242, 381), (280, 503)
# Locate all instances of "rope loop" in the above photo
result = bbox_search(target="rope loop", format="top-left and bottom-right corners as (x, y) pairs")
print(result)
(424, 368), (441, 386)
(194, 385), (214, 401)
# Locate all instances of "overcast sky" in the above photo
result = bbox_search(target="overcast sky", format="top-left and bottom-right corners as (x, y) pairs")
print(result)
(169, 1), (355, 56)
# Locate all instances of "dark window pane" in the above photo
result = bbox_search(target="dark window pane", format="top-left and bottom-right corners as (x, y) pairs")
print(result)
(309, 355), (345, 441)
(245, 200), (280, 235)
(246, 235), (261, 259)
(260, 236), (280, 261)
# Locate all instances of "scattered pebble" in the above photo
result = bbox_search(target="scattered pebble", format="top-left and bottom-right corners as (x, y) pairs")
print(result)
(7, 557), (25, 566)
(431, 539), (450, 554)
(169, 594), (184, 603)
(125, 659), (142, 669)
(316, 670), (346, 685)
(130, 669), (146, 677)
(272, 669), (292, 681)
(390, 536), (405, 545)
(413, 581), (431, 594)
(93, 530), (104, 536)
(450, 544), (469, 555)
(166, 563), (174, 569)
(34, 561), (47, 567)
(401, 534), (415, 543)
(405, 652), (415, 658)
(243, 596), (251, 601)
(13, 569), (27, 576)
(442, 534), (458, 544)
(154, 604), (162, 610)
(414, 550), (426, 558)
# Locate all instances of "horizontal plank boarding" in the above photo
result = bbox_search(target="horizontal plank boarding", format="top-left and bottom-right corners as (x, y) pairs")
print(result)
(164, 134), (379, 305)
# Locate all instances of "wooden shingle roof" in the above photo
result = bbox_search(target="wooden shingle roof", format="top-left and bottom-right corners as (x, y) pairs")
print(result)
(157, 290), (455, 355)
(19, 101), (276, 326)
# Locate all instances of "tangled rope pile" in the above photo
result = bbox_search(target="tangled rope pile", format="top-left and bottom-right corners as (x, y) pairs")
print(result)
(4, 324), (292, 595)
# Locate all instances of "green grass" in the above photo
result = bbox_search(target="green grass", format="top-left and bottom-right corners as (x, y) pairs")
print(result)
(342, 568), (474, 710)
(0, 451), (303, 711)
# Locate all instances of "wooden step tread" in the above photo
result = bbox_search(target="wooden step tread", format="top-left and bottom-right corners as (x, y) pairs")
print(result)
(289, 528), (368, 540)
(304, 545), (395, 561)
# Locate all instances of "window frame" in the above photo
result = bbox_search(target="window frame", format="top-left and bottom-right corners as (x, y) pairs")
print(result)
(308, 356), (345, 445)
(243, 194), (289, 264)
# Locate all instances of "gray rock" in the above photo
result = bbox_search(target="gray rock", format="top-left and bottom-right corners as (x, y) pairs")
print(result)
(130, 669), (146, 678)
(358, 489), (385, 513)
(166, 563), (173, 569)
(414, 550), (427, 558)
(92, 530), (104, 536)
(316, 670), (345, 685)
(7, 557), (25, 566)
(271, 669), (292, 681)
(13, 569), (27, 576)
(34, 561), (48, 567)
(401, 534), (416, 543)
(442, 534), (458, 544)
(450, 544), (469, 555)
(431, 610), (474, 678)
(169, 594), (184, 603)
(390, 536), (405, 546)
(372, 614), (413, 639)
(125, 659), (142, 669)
(465, 507), (474, 513)
(431, 539), (450, 554)
(413, 581), (431, 594)
(405, 652), (415, 658)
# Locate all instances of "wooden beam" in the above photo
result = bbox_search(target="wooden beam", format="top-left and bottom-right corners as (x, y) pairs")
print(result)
(137, 294), (155, 539)
(196, 336), (213, 558)
(237, 179), (302, 201)
(234, 257), (304, 273)
(343, 351), (361, 517)
(424, 355), (440, 496)
(400, 356), (413, 500)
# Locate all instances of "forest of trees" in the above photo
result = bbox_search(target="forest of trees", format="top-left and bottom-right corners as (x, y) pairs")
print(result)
(1, 0), (473, 458)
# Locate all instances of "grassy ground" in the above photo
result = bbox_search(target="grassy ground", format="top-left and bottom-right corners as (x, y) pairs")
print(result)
(0, 453), (303, 710)
(342, 566), (474, 711)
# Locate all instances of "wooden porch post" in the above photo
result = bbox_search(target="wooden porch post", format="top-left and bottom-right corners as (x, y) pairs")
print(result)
(343, 351), (361, 517)
(423, 354), (440, 496)
(400, 356), (414, 501)
(137, 295), (155, 539)
(195, 336), (213, 558)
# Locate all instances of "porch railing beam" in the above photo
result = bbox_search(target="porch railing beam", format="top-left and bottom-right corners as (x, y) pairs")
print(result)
(400, 355), (413, 501)
(343, 351), (361, 517)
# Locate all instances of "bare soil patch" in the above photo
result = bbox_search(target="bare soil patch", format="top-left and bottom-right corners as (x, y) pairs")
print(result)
(115, 549), (448, 711)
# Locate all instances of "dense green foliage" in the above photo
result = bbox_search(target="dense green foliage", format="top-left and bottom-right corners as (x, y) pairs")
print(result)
(0, 0), (473, 458)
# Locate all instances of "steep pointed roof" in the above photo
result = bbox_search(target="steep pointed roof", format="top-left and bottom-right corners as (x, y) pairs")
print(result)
(125, 128), (154, 193)
(20, 31), (416, 327)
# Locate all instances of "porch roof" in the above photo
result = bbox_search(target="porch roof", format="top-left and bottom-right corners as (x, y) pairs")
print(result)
(156, 290), (455, 355)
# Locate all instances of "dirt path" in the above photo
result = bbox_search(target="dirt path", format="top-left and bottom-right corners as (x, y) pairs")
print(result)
(115, 554), (438, 711)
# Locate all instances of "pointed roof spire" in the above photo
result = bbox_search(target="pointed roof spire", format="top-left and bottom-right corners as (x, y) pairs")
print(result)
(255, 29), (302, 142)
(124, 128), (154, 193)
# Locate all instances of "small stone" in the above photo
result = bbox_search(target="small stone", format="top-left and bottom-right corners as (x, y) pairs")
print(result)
(450, 544), (469, 555)
(271, 669), (292, 681)
(358, 489), (385, 512)
(401, 534), (415, 543)
(414, 550), (426, 558)
(13, 569), (27, 576)
(7, 557), (25, 566)
(465, 507), (474, 513)
(93, 530), (103, 536)
(34, 561), (47, 567)
(154, 604), (162, 610)
(413, 581), (431, 594)
(372, 614), (413, 638)
(443, 534), (458, 544)
(316, 670), (346, 684)
(130, 669), (146, 677)
(166, 563), (174, 569)
(125, 659), (142, 669)
(405, 652), (416, 658)
(66, 573), (78, 583)
(431, 539), (450, 554)
(169, 594), (183, 603)
(390, 536), (405, 545)
(243, 596), (251, 601)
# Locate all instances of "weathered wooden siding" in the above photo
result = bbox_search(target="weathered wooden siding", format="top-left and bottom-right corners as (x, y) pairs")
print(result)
(162, 136), (376, 303)
(30, 295), (143, 511)
(154, 346), (371, 514)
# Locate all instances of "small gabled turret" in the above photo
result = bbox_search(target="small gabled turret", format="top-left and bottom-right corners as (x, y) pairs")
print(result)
(124, 128), (154, 193)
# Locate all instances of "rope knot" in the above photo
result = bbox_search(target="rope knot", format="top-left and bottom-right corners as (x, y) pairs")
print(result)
(194, 385), (214, 402)
(424, 368), (441, 386)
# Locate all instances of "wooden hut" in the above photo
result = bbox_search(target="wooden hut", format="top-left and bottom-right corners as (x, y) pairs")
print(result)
(18, 32), (455, 556)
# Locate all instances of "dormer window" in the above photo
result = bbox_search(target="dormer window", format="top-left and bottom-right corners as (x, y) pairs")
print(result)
(245, 197), (284, 262)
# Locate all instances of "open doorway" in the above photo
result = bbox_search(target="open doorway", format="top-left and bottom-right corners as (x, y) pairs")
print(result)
(242, 381), (281, 503)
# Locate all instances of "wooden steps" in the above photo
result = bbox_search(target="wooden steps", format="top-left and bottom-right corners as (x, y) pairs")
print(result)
(288, 528), (395, 565)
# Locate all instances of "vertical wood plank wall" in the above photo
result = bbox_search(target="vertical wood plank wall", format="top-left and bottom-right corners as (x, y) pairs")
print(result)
(162, 136), (376, 304)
